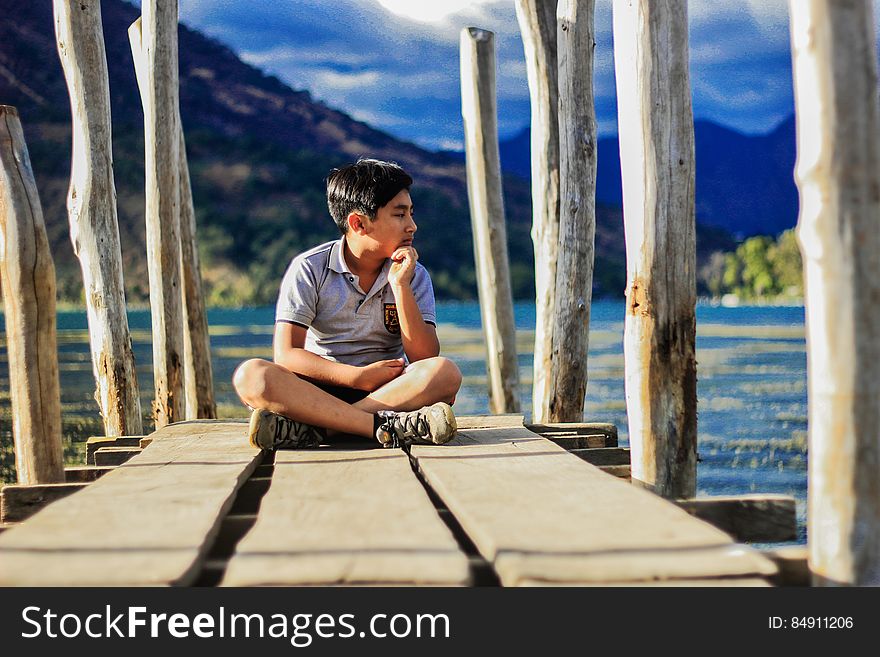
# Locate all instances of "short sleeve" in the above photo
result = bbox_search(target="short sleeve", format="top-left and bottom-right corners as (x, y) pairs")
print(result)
(275, 257), (318, 327)
(411, 264), (436, 326)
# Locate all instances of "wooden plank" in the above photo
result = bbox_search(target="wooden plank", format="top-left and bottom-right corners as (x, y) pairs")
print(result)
(545, 434), (612, 449)
(0, 421), (260, 585)
(526, 422), (618, 445)
(86, 435), (146, 464)
(518, 577), (771, 587)
(762, 546), (809, 587)
(460, 27), (520, 414)
(140, 436), (153, 449)
(458, 414), (524, 429)
(93, 447), (141, 467)
(1, 483), (88, 522)
(569, 447), (630, 466)
(411, 427), (776, 585)
(64, 466), (114, 483)
(675, 495), (797, 543)
(598, 464), (631, 480)
(222, 446), (470, 586)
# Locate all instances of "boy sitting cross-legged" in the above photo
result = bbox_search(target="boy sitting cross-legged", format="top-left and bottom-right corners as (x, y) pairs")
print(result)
(233, 159), (462, 449)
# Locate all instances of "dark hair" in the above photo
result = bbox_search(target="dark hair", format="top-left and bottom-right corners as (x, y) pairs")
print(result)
(326, 159), (413, 233)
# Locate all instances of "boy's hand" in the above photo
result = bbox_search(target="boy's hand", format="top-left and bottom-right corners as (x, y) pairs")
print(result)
(388, 246), (418, 290)
(354, 358), (405, 391)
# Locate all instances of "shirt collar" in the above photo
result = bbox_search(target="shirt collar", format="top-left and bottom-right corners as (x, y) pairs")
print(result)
(328, 236), (350, 274)
(329, 236), (392, 298)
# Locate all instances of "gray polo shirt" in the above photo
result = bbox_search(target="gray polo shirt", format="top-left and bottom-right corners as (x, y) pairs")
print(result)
(275, 237), (436, 366)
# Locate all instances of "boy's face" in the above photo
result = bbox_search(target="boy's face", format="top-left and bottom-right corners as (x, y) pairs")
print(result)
(355, 189), (417, 257)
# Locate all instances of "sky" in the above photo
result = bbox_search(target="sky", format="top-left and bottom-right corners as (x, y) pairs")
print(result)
(174, 0), (805, 151)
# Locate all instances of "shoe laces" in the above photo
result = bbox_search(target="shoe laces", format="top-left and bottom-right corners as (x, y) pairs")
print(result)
(273, 416), (321, 449)
(378, 410), (429, 448)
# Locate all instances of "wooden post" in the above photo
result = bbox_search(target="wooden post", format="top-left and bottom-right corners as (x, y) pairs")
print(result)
(613, 0), (697, 498)
(549, 0), (597, 422)
(140, 1), (185, 428)
(459, 27), (521, 414)
(53, 0), (143, 437)
(514, 0), (560, 423)
(178, 130), (216, 419)
(0, 106), (65, 484)
(129, 18), (216, 420)
(789, 0), (880, 586)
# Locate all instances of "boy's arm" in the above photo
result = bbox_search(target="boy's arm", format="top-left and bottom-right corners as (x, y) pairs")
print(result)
(388, 247), (441, 362)
(273, 322), (404, 391)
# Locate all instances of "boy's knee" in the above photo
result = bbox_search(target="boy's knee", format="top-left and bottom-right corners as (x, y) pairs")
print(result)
(232, 358), (272, 407)
(415, 356), (461, 403)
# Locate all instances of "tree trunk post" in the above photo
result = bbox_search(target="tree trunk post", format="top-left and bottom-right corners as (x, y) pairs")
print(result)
(130, 17), (216, 420)
(789, 0), (880, 586)
(139, 1), (185, 428)
(613, 0), (697, 499)
(460, 27), (521, 414)
(0, 106), (65, 484)
(53, 0), (143, 437)
(549, 0), (597, 422)
(515, 0), (560, 423)
(178, 129), (216, 419)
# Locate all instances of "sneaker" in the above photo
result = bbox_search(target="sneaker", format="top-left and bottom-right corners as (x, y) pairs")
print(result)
(247, 409), (325, 450)
(375, 402), (457, 447)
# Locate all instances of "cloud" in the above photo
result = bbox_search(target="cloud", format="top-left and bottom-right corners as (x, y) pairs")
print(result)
(177, 0), (880, 148)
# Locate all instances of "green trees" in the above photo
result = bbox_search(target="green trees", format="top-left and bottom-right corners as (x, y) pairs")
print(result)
(699, 229), (803, 301)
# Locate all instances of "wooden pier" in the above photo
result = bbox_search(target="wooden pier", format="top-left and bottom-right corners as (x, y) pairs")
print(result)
(0, 416), (791, 587)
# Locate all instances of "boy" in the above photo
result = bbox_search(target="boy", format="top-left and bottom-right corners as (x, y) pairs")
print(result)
(233, 159), (462, 450)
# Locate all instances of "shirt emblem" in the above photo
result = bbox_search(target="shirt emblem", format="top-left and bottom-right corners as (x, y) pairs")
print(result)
(383, 303), (400, 334)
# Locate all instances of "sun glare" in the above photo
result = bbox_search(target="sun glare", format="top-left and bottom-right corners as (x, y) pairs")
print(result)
(373, 0), (491, 23)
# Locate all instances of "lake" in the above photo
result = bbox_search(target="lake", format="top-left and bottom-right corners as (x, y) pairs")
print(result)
(0, 300), (808, 543)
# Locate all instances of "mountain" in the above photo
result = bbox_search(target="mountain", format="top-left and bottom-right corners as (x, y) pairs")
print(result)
(0, 0), (731, 305)
(500, 117), (799, 237)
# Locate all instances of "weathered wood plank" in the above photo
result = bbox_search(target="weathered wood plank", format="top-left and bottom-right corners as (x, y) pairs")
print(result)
(598, 464), (631, 480)
(86, 435), (146, 464)
(568, 447), (630, 466)
(222, 447), (470, 586)
(762, 545), (809, 587)
(458, 414), (524, 429)
(460, 27), (521, 414)
(613, 0), (697, 498)
(1, 483), (88, 522)
(54, 0), (143, 437)
(93, 446), (141, 467)
(789, 0), (880, 587)
(675, 495), (797, 543)
(518, 577), (771, 587)
(411, 427), (776, 585)
(0, 105), (65, 484)
(527, 421), (618, 446)
(0, 422), (260, 585)
(64, 466), (114, 483)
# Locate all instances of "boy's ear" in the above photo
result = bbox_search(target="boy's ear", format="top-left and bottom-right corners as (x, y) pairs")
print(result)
(348, 212), (368, 234)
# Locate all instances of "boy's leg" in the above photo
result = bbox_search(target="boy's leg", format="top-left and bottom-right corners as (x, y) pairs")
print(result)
(233, 358), (375, 438)
(353, 356), (462, 414)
